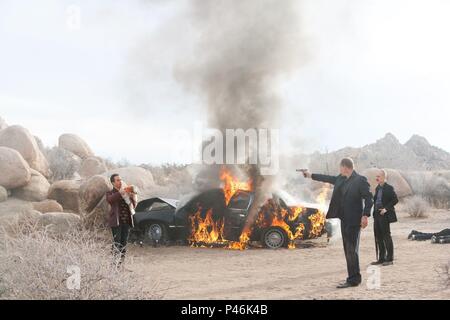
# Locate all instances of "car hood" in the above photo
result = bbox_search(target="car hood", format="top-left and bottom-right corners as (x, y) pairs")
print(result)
(135, 197), (179, 211)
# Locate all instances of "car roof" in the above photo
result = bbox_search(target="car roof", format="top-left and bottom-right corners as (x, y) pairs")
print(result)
(136, 197), (179, 210)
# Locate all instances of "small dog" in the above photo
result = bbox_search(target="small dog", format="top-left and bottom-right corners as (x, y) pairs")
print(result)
(121, 183), (138, 215)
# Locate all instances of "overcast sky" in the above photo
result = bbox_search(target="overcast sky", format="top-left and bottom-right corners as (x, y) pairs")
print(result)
(1, 0), (450, 164)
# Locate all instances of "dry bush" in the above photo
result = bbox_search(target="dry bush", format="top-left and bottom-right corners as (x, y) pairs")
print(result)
(403, 196), (429, 218)
(47, 147), (81, 182)
(422, 177), (450, 209)
(403, 173), (450, 209)
(0, 222), (162, 300)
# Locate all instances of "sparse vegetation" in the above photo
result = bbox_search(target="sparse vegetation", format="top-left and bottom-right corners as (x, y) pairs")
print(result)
(0, 221), (162, 300)
(422, 177), (450, 209)
(47, 147), (81, 182)
(404, 195), (430, 218)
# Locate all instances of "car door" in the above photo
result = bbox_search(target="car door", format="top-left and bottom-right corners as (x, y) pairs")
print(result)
(223, 190), (253, 241)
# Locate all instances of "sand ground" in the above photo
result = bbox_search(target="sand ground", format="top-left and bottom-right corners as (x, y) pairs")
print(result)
(127, 209), (450, 299)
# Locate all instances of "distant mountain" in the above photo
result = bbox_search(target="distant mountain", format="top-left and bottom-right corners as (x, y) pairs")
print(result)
(308, 133), (450, 174)
(404, 135), (450, 170)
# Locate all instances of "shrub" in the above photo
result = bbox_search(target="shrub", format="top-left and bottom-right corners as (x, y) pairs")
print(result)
(47, 147), (81, 182)
(403, 196), (429, 218)
(0, 222), (162, 299)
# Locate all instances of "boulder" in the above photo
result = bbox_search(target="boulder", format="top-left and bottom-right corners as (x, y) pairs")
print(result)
(58, 133), (94, 159)
(402, 171), (450, 208)
(0, 147), (31, 189)
(362, 168), (413, 198)
(0, 125), (50, 177)
(80, 156), (107, 178)
(0, 116), (7, 130)
(79, 175), (110, 212)
(401, 171), (434, 195)
(103, 166), (154, 193)
(47, 180), (82, 213)
(47, 147), (82, 181)
(0, 198), (41, 233)
(34, 135), (47, 156)
(12, 169), (50, 202)
(32, 199), (63, 213)
(84, 195), (110, 227)
(37, 212), (81, 235)
(0, 186), (7, 203)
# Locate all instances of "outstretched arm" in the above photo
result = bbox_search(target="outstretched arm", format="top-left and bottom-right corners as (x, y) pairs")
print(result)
(311, 173), (338, 185)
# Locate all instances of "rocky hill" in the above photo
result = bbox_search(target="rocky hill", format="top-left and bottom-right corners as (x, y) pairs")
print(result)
(0, 115), (193, 234)
(309, 133), (450, 174)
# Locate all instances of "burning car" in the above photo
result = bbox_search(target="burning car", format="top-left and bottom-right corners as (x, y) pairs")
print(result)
(132, 187), (328, 250)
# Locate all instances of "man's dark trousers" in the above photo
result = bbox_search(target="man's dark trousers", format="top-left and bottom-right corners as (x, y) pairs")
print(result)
(341, 223), (361, 285)
(111, 224), (131, 258)
(374, 213), (394, 261)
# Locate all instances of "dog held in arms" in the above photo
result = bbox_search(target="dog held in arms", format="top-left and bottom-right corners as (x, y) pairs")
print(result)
(122, 183), (138, 216)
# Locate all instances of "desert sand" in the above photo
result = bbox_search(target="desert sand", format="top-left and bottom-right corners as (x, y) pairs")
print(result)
(127, 209), (450, 299)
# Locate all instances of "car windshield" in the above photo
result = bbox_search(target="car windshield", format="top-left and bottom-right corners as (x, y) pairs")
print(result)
(228, 191), (251, 210)
(140, 201), (172, 212)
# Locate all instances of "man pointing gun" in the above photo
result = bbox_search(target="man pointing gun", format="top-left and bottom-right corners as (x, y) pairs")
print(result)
(300, 158), (373, 288)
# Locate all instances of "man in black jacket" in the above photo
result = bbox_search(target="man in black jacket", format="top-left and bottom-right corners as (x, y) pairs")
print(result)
(371, 169), (398, 266)
(302, 158), (373, 288)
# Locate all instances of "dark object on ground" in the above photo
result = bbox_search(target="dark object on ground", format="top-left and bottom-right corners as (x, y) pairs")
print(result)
(130, 189), (326, 249)
(408, 229), (450, 242)
(431, 235), (450, 244)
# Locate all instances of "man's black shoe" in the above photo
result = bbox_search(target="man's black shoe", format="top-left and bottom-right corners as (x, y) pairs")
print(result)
(382, 261), (393, 266)
(336, 282), (360, 289)
(370, 260), (384, 265)
(408, 230), (419, 239)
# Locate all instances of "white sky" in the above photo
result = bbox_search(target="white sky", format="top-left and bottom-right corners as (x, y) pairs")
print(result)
(1, 0), (450, 164)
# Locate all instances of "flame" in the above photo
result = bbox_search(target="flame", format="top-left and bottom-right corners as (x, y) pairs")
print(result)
(306, 186), (329, 238)
(227, 229), (251, 250)
(188, 166), (327, 250)
(188, 208), (225, 246)
(316, 185), (331, 212)
(254, 199), (306, 249)
(220, 167), (252, 205)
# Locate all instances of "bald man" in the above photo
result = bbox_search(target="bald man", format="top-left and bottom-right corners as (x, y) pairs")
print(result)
(372, 169), (398, 266)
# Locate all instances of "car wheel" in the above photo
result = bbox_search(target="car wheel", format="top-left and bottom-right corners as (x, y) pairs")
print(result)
(262, 227), (287, 249)
(144, 223), (167, 246)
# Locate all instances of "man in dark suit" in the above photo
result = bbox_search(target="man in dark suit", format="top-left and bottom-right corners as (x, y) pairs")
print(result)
(302, 158), (373, 288)
(106, 174), (136, 267)
(371, 169), (398, 266)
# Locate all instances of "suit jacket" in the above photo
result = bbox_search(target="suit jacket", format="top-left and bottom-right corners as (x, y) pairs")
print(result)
(373, 183), (398, 223)
(106, 189), (137, 228)
(312, 171), (373, 227)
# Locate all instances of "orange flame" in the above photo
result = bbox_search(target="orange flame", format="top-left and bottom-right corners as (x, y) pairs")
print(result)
(308, 211), (326, 238)
(188, 166), (327, 249)
(220, 167), (252, 205)
(188, 208), (225, 246)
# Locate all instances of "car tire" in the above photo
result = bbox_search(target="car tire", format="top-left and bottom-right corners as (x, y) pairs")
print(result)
(261, 227), (288, 249)
(144, 222), (168, 246)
